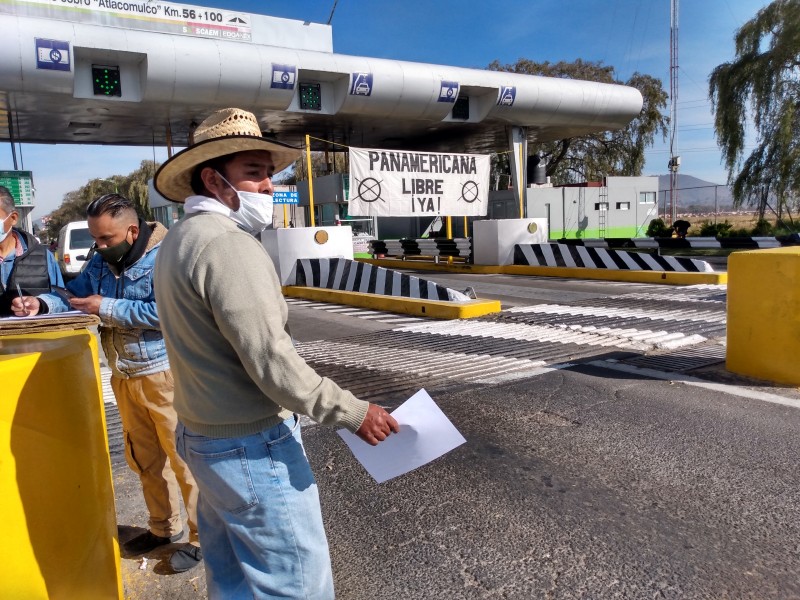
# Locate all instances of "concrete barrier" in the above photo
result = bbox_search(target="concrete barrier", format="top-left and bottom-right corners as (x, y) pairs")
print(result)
(727, 247), (800, 385)
(0, 328), (122, 599)
(295, 257), (470, 301)
(568, 236), (792, 250)
(514, 243), (714, 272)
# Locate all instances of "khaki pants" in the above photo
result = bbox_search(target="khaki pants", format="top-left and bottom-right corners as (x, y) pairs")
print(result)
(112, 370), (199, 543)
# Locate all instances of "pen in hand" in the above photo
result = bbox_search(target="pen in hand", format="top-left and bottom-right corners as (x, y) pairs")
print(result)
(16, 283), (29, 316)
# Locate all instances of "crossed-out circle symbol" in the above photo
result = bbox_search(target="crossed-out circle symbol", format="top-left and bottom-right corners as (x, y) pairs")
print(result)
(460, 180), (480, 203)
(446, 87), (454, 98)
(50, 49), (62, 63)
(356, 177), (383, 203)
(281, 71), (290, 83)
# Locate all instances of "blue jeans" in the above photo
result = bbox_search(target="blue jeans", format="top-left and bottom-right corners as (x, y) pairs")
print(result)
(176, 416), (335, 599)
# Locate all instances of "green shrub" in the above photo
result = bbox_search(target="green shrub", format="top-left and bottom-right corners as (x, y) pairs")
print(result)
(646, 218), (672, 237)
(751, 218), (774, 236)
(729, 227), (752, 237)
(698, 220), (733, 237)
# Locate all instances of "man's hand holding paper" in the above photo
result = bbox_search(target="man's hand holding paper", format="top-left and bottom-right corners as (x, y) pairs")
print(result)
(356, 403), (400, 445)
(339, 389), (466, 483)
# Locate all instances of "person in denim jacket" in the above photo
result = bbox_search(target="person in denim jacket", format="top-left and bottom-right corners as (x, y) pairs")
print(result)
(12, 194), (202, 573)
(0, 185), (64, 315)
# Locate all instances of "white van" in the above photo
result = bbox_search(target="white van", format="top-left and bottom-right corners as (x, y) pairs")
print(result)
(56, 220), (94, 278)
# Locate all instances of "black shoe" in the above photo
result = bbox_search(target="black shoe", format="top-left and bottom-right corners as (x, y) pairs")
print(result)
(123, 530), (185, 555)
(169, 544), (203, 573)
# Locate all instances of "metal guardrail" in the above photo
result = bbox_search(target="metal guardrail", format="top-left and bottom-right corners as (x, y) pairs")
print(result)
(369, 238), (472, 261)
(563, 235), (798, 250)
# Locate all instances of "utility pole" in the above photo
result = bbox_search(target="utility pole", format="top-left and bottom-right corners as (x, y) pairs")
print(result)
(668, 0), (680, 224)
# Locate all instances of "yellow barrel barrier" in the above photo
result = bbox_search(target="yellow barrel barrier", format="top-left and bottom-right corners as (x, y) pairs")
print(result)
(727, 247), (800, 386)
(0, 320), (122, 599)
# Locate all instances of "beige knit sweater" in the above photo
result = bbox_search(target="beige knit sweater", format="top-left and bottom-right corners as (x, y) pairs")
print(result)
(154, 212), (368, 437)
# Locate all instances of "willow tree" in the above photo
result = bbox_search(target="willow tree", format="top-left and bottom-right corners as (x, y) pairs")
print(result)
(45, 159), (158, 240)
(709, 0), (800, 222)
(487, 59), (669, 184)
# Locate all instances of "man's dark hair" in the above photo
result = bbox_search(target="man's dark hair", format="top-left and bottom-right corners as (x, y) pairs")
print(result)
(190, 155), (235, 196)
(0, 185), (17, 215)
(86, 193), (138, 221)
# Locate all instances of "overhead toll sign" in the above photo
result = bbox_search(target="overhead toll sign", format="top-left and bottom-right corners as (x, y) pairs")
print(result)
(498, 86), (516, 106)
(348, 147), (489, 217)
(35, 38), (70, 71)
(9, 0), (252, 42)
(350, 73), (373, 96)
(0, 171), (35, 207)
(271, 64), (296, 89)
(438, 80), (459, 103)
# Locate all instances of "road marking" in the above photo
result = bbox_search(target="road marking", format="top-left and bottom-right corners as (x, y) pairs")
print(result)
(588, 360), (800, 409)
(505, 303), (726, 324)
(286, 297), (426, 324)
(100, 367), (115, 404)
(472, 362), (577, 384)
(397, 319), (707, 351)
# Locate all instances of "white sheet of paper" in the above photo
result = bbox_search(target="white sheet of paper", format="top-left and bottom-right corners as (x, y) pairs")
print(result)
(337, 388), (466, 483)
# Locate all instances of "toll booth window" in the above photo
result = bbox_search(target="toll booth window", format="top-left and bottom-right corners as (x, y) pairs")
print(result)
(299, 83), (322, 110)
(92, 65), (121, 97)
(452, 96), (469, 120)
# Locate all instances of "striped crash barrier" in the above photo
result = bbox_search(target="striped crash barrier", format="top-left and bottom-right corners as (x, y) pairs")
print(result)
(564, 236), (794, 250)
(514, 243), (715, 273)
(295, 257), (471, 301)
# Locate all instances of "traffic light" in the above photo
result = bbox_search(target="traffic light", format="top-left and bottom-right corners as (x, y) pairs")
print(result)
(92, 65), (121, 97)
(299, 82), (322, 110)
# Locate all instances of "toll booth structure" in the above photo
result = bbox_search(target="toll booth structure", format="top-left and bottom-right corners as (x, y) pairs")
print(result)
(1, 316), (122, 600)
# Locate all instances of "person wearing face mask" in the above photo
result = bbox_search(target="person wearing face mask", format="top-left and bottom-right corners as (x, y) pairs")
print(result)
(0, 185), (64, 316)
(152, 108), (399, 599)
(13, 193), (203, 574)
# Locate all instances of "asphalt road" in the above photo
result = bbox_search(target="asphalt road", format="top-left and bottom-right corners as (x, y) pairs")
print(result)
(110, 272), (800, 599)
(307, 364), (800, 599)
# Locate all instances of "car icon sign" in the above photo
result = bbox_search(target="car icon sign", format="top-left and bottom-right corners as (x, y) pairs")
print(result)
(355, 81), (370, 95)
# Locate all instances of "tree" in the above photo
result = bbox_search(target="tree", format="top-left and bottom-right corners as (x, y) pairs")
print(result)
(709, 0), (800, 222)
(282, 150), (349, 184)
(45, 160), (158, 240)
(487, 59), (669, 184)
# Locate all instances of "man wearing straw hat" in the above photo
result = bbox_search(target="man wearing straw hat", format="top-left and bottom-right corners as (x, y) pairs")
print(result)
(153, 108), (399, 599)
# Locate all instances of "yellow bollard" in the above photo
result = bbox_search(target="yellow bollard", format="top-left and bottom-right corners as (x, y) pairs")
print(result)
(727, 247), (800, 385)
(0, 329), (122, 599)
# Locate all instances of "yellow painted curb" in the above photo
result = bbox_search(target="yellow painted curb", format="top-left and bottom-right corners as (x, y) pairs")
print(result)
(282, 286), (502, 319)
(500, 265), (727, 285)
(358, 258), (727, 285)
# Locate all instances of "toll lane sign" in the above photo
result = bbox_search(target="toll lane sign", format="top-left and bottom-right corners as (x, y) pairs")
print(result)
(36, 38), (70, 71)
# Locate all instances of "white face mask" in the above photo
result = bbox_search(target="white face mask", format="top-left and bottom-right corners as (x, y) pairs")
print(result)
(216, 172), (274, 235)
(0, 214), (12, 244)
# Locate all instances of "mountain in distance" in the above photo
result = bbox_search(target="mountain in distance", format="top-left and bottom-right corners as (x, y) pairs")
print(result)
(656, 174), (735, 214)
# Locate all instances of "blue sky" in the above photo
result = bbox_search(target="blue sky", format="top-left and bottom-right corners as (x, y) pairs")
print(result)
(3, 0), (769, 219)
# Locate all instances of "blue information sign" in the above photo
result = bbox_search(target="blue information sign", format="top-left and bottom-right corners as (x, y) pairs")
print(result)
(273, 190), (299, 204)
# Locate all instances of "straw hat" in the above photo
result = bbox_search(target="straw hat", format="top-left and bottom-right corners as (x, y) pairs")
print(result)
(154, 108), (302, 203)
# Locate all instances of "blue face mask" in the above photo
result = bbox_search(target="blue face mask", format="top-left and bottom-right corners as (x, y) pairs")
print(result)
(0, 214), (12, 244)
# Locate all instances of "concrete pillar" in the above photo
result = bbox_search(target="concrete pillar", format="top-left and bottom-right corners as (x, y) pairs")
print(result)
(727, 247), (800, 385)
